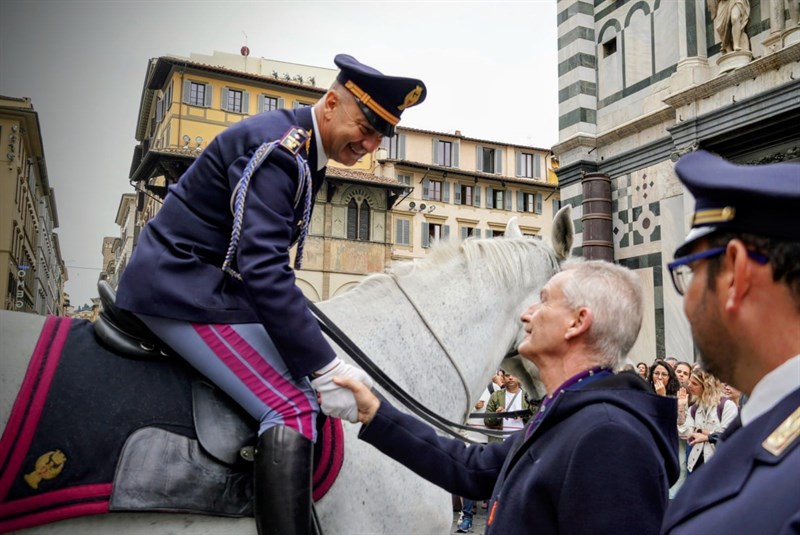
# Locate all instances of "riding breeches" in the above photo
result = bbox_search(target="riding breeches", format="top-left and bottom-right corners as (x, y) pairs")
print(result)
(137, 315), (319, 441)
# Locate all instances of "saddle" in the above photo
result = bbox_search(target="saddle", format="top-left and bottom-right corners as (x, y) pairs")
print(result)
(94, 280), (176, 360)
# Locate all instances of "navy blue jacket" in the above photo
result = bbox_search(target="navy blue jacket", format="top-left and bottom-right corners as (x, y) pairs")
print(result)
(116, 107), (336, 378)
(662, 387), (800, 534)
(361, 373), (679, 534)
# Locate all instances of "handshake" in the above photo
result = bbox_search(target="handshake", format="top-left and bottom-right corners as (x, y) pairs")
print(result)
(311, 358), (374, 423)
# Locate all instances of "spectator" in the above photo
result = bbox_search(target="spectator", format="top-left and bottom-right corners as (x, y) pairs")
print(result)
(484, 373), (533, 443)
(648, 360), (681, 397)
(674, 362), (693, 388)
(636, 362), (649, 380)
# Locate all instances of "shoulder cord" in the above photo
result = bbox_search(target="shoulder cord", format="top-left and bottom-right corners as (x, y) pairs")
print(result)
(222, 141), (313, 280)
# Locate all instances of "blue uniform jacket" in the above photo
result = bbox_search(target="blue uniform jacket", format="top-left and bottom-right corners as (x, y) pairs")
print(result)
(662, 387), (800, 534)
(361, 373), (679, 534)
(116, 106), (336, 379)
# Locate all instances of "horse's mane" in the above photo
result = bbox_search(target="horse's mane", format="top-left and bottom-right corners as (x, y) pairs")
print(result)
(347, 237), (558, 297)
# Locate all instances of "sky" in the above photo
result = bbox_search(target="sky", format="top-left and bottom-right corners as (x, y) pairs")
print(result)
(1, 0), (558, 308)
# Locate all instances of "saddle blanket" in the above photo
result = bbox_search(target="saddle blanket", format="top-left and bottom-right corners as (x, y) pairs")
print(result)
(0, 316), (344, 533)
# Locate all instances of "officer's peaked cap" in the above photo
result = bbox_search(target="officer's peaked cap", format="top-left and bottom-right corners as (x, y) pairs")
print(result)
(334, 54), (427, 138)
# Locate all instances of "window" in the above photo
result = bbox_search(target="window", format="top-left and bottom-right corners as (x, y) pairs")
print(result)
(397, 174), (412, 194)
(259, 95), (284, 113)
(491, 229), (505, 238)
(518, 192), (543, 214)
(460, 226), (481, 240)
(422, 178), (450, 202)
(421, 222), (449, 248)
(293, 101), (313, 108)
(490, 189), (505, 209)
(429, 180), (442, 201)
(186, 81), (210, 107)
(552, 199), (562, 214)
(164, 81), (173, 111)
(381, 134), (406, 159)
(459, 185), (473, 206)
(395, 218), (410, 245)
(432, 138), (459, 167)
(347, 198), (370, 241)
(516, 152), (543, 179)
(603, 37), (617, 57)
(222, 88), (249, 113)
(477, 146), (502, 174)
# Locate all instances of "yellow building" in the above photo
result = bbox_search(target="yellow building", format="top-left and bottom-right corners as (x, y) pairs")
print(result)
(0, 95), (67, 315)
(123, 52), (559, 301)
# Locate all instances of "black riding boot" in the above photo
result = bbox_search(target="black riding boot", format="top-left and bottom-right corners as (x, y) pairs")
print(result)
(254, 425), (314, 535)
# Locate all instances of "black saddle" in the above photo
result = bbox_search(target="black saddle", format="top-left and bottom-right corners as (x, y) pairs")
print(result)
(94, 280), (176, 360)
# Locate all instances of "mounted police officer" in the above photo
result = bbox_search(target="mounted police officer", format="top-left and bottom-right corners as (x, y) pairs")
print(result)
(662, 150), (800, 533)
(116, 54), (426, 535)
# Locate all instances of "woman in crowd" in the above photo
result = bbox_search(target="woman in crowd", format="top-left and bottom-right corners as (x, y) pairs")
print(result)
(679, 370), (738, 474)
(648, 360), (681, 397)
(636, 362), (649, 380)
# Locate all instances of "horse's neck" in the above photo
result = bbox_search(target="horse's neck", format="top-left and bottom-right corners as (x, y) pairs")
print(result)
(317, 260), (522, 421)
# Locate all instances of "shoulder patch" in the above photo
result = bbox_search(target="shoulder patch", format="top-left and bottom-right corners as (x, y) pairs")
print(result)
(279, 127), (312, 156)
(762, 406), (800, 456)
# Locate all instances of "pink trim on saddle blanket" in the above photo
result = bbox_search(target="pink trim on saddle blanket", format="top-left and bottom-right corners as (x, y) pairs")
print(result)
(312, 416), (345, 502)
(0, 317), (113, 534)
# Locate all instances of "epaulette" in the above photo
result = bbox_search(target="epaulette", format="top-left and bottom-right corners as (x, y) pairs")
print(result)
(762, 406), (800, 456)
(279, 127), (312, 156)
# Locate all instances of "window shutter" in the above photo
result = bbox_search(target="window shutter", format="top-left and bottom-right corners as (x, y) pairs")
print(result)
(432, 138), (440, 165)
(220, 88), (229, 111)
(204, 84), (212, 107)
(155, 98), (163, 122)
(422, 222), (430, 248)
(474, 186), (481, 207)
(536, 193), (543, 214)
(398, 134), (406, 160)
(422, 178), (430, 200)
(460, 227), (468, 240)
(487, 187), (494, 208)
(515, 150), (522, 177)
(182, 80), (191, 104)
(535, 154), (542, 178)
(257, 94), (265, 113)
(453, 142), (460, 168)
(277, 97), (285, 109)
(454, 185), (461, 205)
(475, 228), (482, 238)
(496, 149), (503, 175)
(476, 146), (483, 172)
(443, 181), (450, 203)
(505, 191), (512, 211)
(517, 191), (524, 212)
(443, 225), (450, 240)
(242, 91), (250, 114)
(380, 137), (389, 150)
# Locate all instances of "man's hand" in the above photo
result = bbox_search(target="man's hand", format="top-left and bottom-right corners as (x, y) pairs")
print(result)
(332, 375), (381, 424)
(311, 358), (373, 423)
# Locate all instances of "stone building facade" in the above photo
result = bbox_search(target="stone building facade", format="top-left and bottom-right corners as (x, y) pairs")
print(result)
(554, 0), (799, 362)
(0, 96), (67, 315)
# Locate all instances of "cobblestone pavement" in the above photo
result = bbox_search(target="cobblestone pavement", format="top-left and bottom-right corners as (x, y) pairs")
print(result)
(449, 503), (489, 534)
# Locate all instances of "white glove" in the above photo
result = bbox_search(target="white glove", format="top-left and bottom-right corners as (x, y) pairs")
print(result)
(311, 358), (374, 423)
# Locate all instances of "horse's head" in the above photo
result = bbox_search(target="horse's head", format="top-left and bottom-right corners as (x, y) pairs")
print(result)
(503, 205), (574, 397)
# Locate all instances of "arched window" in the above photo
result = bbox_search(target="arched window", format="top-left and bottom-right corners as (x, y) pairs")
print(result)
(347, 198), (371, 241)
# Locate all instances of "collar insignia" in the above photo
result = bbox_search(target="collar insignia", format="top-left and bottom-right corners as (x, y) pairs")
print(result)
(762, 406), (800, 456)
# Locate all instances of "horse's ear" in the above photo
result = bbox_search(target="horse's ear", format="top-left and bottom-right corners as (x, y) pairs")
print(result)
(505, 216), (523, 238)
(550, 205), (574, 261)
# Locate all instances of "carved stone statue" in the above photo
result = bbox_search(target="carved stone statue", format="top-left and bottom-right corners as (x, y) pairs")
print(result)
(708, 0), (751, 53)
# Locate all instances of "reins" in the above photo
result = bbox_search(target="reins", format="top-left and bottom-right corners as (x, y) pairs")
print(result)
(306, 298), (513, 443)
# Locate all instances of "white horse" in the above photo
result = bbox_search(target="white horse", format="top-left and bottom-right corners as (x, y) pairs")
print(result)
(0, 208), (573, 534)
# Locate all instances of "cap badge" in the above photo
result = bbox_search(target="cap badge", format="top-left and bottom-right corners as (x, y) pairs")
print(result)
(398, 85), (424, 111)
(762, 406), (800, 457)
